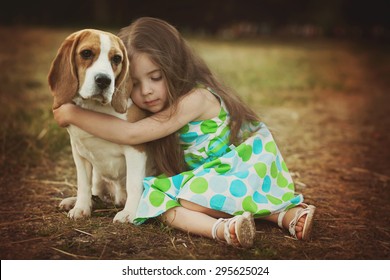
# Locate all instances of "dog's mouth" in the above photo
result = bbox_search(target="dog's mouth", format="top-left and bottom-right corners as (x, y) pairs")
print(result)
(77, 92), (111, 105)
(90, 93), (110, 105)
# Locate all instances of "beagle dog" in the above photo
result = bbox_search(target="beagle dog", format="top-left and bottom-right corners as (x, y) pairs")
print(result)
(48, 29), (148, 223)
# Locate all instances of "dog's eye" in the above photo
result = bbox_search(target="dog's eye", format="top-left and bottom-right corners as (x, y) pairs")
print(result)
(112, 55), (122, 65)
(80, 50), (93, 59)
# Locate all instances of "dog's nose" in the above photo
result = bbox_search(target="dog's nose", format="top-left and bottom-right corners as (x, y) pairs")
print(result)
(95, 74), (112, 90)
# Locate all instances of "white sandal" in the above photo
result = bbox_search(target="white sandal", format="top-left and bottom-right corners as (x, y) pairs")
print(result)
(277, 204), (316, 240)
(211, 212), (255, 248)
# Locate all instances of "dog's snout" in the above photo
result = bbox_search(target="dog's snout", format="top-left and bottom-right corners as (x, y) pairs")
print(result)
(95, 74), (112, 90)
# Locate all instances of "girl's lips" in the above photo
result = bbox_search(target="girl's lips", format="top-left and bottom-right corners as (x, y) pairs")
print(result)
(145, 99), (159, 106)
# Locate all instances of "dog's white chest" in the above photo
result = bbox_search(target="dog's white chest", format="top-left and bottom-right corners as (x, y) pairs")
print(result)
(68, 125), (127, 179)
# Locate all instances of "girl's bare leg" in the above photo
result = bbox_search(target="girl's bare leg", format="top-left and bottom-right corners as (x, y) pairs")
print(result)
(160, 200), (240, 245)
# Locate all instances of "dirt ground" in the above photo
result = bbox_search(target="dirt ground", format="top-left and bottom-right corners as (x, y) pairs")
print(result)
(0, 27), (389, 260)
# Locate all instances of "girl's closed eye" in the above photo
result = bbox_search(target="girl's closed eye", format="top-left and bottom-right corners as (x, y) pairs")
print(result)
(151, 75), (162, 81)
(151, 71), (163, 81)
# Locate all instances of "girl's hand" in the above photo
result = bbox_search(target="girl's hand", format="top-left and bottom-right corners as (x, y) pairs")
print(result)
(52, 103), (76, 127)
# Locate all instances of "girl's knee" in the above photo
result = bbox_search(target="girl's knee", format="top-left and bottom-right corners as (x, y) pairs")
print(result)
(160, 207), (181, 225)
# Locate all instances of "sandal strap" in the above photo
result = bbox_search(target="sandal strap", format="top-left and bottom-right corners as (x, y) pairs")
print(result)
(212, 214), (254, 248)
(288, 204), (310, 238)
(211, 218), (226, 241)
(277, 210), (287, 228)
(224, 216), (240, 244)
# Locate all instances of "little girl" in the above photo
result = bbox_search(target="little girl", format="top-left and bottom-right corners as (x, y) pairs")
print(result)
(53, 17), (316, 248)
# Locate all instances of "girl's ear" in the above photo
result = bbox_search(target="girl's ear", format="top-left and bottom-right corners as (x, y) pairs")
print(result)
(48, 32), (81, 109)
(112, 39), (133, 114)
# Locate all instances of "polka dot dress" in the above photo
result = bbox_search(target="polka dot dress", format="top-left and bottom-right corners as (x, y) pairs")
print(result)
(134, 88), (303, 224)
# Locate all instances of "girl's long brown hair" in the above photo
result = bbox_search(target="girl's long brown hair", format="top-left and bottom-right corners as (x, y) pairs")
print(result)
(118, 17), (259, 176)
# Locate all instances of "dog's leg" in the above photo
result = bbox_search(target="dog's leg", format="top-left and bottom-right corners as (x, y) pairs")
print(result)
(92, 169), (106, 199)
(113, 177), (127, 206)
(113, 149), (146, 224)
(67, 141), (93, 219)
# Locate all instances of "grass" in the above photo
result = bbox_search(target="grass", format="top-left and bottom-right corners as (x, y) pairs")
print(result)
(190, 37), (353, 108)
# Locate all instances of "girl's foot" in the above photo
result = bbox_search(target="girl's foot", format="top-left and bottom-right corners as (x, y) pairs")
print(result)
(277, 204), (316, 240)
(212, 213), (255, 248)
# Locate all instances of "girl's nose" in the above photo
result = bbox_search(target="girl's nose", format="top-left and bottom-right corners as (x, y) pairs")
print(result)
(141, 83), (152, 96)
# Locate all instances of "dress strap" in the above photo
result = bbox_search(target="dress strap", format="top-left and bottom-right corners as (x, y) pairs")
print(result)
(195, 82), (223, 104)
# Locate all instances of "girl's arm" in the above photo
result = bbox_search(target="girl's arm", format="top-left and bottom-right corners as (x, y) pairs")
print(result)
(53, 89), (211, 145)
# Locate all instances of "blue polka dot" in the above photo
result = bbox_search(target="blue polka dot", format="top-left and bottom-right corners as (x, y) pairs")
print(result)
(234, 170), (249, 179)
(276, 155), (282, 171)
(195, 134), (209, 145)
(248, 174), (260, 190)
(262, 175), (271, 193)
(253, 137), (263, 154)
(229, 180), (247, 197)
(189, 194), (208, 207)
(172, 174), (184, 189)
(210, 194), (226, 211)
(210, 176), (229, 193)
(290, 195), (302, 204)
(258, 125), (271, 138)
(142, 182), (151, 198)
(258, 154), (275, 165)
(196, 169), (211, 176)
(222, 149), (235, 158)
(222, 197), (236, 213)
(253, 191), (268, 204)
(180, 132), (198, 143)
(137, 202), (149, 216)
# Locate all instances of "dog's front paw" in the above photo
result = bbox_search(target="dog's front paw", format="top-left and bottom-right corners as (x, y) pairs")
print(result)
(113, 210), (135, 224)
(68, 206), (91, 219)
(59, 197), (77, 211)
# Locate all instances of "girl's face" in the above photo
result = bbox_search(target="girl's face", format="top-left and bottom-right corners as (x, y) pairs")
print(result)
(130, 53), (168, 113)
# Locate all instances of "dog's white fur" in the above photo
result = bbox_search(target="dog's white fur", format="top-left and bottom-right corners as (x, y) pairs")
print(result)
(48, 29), (148, 223)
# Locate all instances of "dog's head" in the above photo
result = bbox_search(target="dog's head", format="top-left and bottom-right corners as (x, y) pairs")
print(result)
(48, 29), (131, 113)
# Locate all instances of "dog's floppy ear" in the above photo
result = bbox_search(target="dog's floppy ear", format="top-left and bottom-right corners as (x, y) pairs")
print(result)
(111, 38), (133, 114)
(48, 31), (81, 109)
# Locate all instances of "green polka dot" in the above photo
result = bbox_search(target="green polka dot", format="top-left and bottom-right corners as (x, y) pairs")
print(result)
(254, 209), (271, 218)
(181, 143), (191, 150)
(266, 195), (283, 205)
(200, 120), (218, 134)
(277, 173), (288, 188)
(254, 162), (267, 178)
(190, 177), (208, 194)
(219, 107), (227, 121)
(288, 183), (295, 190)
(181, 171), (195, 185)
(282, 192), (295, 202)
(237, 144), (252, 162)
(186, 153), (204, 167)
(166, 200), (180, 210)
(270, 161), (278, 178)
(215, 163), (231, 174)
(265, 141), (277, 156)
(242, 196), (258, 212)
(203, 159), (221, 169)
(149, 191), (165, 207)
(242, 131), (252, 141)
(153, 178), (171, 192)
(282, 161), (289, 172)
(179, 124), (189, 134)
